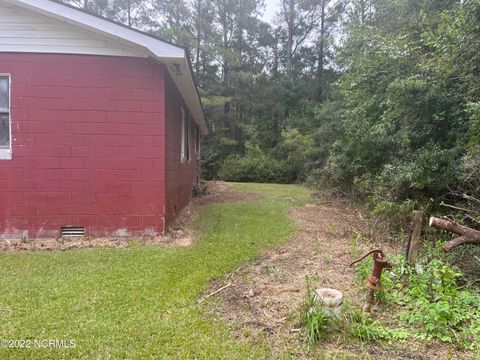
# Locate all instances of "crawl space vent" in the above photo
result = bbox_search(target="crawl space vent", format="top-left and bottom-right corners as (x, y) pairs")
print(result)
(61, 226), (85, 238)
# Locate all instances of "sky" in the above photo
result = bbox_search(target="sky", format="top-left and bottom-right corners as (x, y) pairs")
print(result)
(262, 0), (279, 23)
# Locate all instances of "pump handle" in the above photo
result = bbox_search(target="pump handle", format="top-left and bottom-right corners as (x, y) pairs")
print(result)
(349, 249), (385, 267)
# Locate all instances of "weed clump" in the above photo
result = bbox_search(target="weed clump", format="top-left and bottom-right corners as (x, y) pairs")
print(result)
(301, 278), (337, 343)
(350, 243), (480, 349)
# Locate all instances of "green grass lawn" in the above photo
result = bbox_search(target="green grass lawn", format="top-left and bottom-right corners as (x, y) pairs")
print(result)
(0, 183), (309, 359)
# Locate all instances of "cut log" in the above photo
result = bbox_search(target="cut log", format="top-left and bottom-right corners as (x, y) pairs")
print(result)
(429, 217), (480, 252)
(429, 217), (480, 238)
(443, 236), (480, 252)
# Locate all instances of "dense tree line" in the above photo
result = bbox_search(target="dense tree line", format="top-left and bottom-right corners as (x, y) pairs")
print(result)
(62, 0), (479, 207)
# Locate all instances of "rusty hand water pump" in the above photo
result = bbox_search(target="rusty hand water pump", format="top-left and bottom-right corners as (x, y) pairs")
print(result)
(349, 249), (391, 313)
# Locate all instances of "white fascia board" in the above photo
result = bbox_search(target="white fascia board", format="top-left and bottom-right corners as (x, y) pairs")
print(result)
(162, 58), (208, 135)
(8, 0), (185, 59)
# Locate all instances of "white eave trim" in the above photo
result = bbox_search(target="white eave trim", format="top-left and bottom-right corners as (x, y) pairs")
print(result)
(6, 0), (185, 58)
(5, 0), (208, 134)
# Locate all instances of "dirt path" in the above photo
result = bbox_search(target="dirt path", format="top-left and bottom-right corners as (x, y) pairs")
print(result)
(203, 187), (472, 359)
(205, 198), (383, 358)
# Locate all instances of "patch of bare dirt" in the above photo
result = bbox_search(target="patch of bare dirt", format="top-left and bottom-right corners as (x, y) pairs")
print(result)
(204, 197), (474, 359)
(0, 237), (132, 252)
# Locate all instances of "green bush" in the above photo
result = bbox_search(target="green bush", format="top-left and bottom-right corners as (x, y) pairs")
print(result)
(350, 244), (480, 349)
(366, 251), (478, 347)
(368, 197), (417, 234)
(218, 153), (295, 184)
(395, 257), (480, 345)
(273, 128), (317, 181)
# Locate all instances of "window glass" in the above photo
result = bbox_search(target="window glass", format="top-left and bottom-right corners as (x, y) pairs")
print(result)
(196, 125), (200, 152)
(0, 113), (9, 147)
(185, 115), (190, 160)
(0, 77), (8, 109)
(181, 107), (185, 160)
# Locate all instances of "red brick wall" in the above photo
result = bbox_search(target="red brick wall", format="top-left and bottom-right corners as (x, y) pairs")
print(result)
(0, 53), (166, 239)
(164, 74), (201, 227)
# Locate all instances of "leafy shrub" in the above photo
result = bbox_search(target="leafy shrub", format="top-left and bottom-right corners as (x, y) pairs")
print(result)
(367, 197), (417, 234)
(218, 150), (295, 184)
(351, 244), (480, 348)
(273, 128), (317, 181)
(395, 258), (479, 344)
(370, 252), (478, 347)
(378, 146), (461, 199)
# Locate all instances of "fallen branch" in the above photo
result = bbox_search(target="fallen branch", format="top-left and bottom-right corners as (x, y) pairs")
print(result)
(460, 193), (480, 206)
(448, 189), (480, 205)
(198, 282), (232, 303)
(466, 215), (480, 225)
(429, 217), (480, 252)
(440, 202), (479, 215)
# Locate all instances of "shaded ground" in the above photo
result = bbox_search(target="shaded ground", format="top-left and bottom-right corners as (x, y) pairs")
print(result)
(0, 181), (249, 252)
(163, 181), (259, 247)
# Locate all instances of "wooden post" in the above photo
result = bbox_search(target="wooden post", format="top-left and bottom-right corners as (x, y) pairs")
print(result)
(407, 211), (424, 266)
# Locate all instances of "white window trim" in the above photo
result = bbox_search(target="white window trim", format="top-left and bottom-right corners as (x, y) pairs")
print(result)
(0, 74), (12, 160)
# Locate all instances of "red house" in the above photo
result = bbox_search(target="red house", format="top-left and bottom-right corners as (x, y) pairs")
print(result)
(0, 0), (207, 239)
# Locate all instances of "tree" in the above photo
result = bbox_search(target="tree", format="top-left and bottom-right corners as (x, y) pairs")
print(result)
(315, 0), (344, 100)
(276, 0), (319, 81)
(151, 0), (193, 46)
(60, 0), (111, 17)
(60, 0), (148, 27)
(60, 0), (480, 200)
(109, 0), (148, 27)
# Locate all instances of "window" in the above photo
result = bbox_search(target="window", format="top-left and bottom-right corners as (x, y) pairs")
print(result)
(180, 107), (190, 163)
(195, 125), (201, 160)
(0, 75), (11, 160)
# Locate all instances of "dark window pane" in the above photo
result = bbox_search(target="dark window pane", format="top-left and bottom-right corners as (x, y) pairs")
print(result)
(0, 77), (8, 109)
(196, 125), (200, 152)
(0, 113), (9, 147)
(185, 116), (190, 160)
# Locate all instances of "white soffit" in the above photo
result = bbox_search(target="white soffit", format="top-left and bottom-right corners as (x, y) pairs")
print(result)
(2, 0), (207, 134)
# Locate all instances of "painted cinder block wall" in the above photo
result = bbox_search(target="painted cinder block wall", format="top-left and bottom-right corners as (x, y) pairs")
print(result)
(0, 53), (170, 239)
(164, 74), (201, 226)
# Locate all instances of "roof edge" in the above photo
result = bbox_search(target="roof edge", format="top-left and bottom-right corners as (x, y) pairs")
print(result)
(6, 0), (207, 133)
